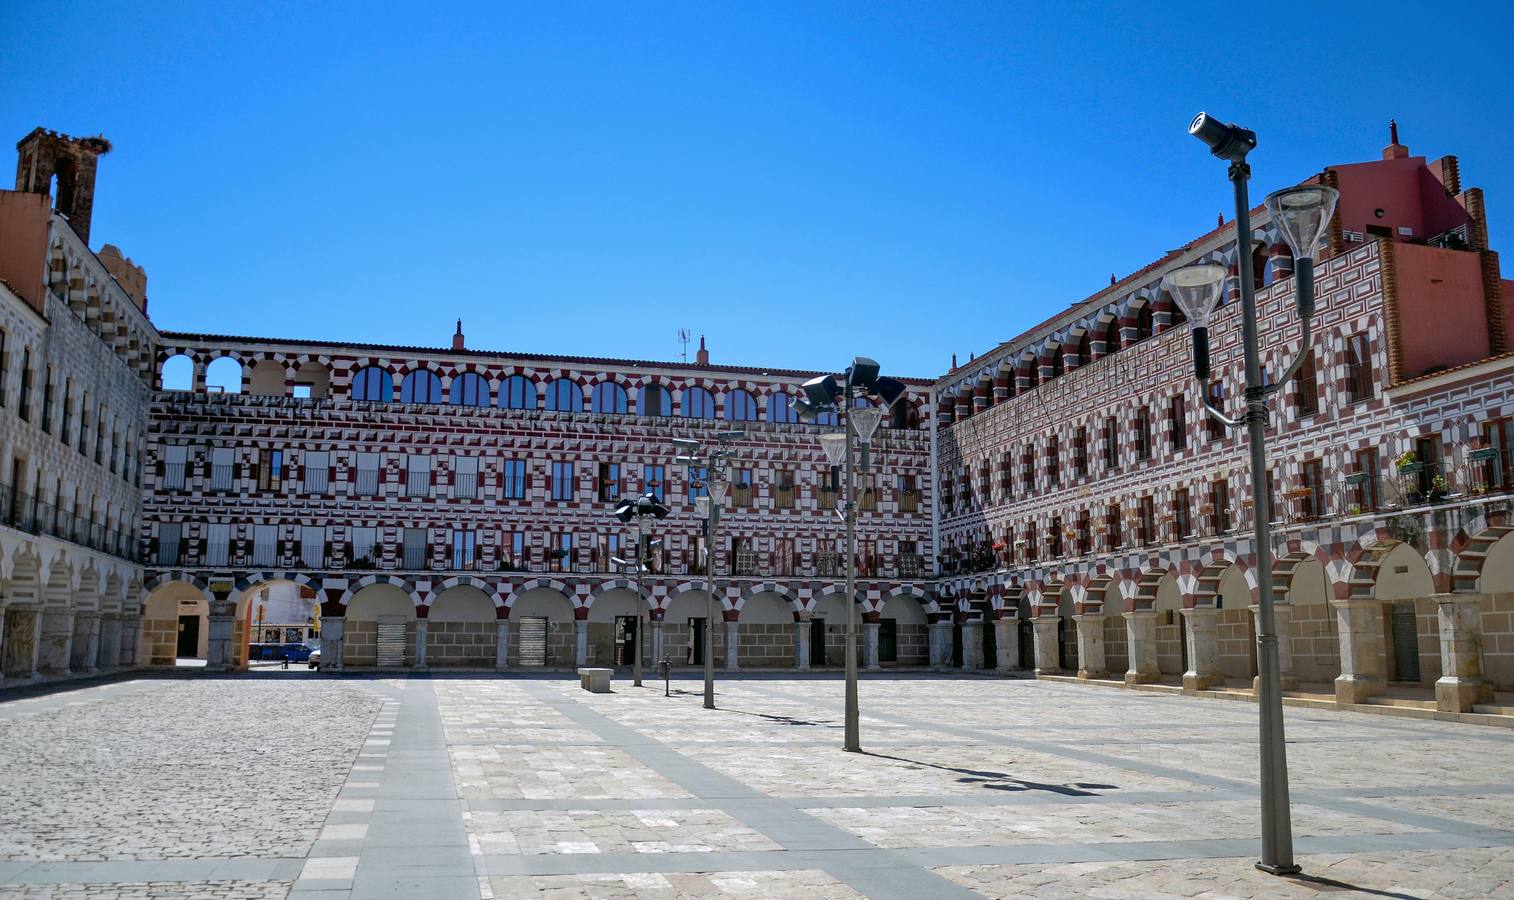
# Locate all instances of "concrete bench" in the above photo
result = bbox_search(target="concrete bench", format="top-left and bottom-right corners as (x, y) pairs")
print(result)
(578, 667), (613, 693)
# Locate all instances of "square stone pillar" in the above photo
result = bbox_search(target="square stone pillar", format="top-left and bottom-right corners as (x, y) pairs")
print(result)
(794, 620), (811, 670)
(120, 614), (141, 667)
(961, 620), (984, 669)
(205, 613), (237, 673)
(1334, 598), (1385, 704)
(995, 617), (1019, 671)
(864, 622), (881, 671)
(98, 614), (123, 669)
(37, 609), (75, 676)
(724, 620), (740, 671)
(651, 620), (665, 667)
(575, 620), (589, 666)
(1073, 614), (1106, 679)
(4, 607), (42, 680)
(412, 619), (429, 670)
(929, 620), (953, 670)
(319, 617), (345, 672)
(1252, 603), (1299, 692)
(1123, 610), (1159, 685)
(1434, 593), (1495, 713)
(494, 620), (511, 671)
(70, 612), (101, 673)
(1031, 615), (1059, 675)
(1180, 607), (1222, 692)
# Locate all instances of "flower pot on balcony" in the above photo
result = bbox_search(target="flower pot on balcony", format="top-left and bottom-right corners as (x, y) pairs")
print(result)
(1397, 462), (1424, 475)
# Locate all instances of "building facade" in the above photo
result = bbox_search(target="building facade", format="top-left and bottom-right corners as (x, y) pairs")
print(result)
(3, 125), (1514, 721)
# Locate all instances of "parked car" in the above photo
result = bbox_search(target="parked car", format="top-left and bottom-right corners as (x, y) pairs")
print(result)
(281, 642), (315, 663)
(308, 646), (322, 670)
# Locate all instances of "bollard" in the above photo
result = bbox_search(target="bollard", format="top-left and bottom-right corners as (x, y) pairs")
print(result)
(658, 653), (672, 697)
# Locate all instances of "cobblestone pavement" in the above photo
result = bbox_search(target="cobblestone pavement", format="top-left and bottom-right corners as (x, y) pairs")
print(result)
(2, 673), (1512, 898)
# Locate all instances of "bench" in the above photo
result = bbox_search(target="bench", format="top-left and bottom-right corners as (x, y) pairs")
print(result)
(578, 667), (613, 693)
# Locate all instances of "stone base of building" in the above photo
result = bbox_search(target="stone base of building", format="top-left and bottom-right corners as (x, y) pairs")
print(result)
(1335, 674), (1384, 705)
(1124, 670), (1159, 686)
(1436, 675), (1495, 713)
(1183, 673), (1224, 693)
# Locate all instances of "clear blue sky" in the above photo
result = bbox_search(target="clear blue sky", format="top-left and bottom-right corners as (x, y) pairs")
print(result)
(3, 1), (1509, 378)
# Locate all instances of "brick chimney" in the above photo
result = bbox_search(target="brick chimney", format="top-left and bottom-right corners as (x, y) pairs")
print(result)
(695, 334), (709, 366)
(1383, 119), (1409, 160)
(452, 319), (465, 350)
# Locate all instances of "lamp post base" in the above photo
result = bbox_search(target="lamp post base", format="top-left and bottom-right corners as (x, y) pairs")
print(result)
(1255, 861), (1302, 877)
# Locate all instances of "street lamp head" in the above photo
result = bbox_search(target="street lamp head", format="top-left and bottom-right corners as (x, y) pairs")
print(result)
(1163, 263), (1228, 328)
(818, 432), (847, 466)
(871, 376), (907, 409)
(674, 455), (701, 466)
(708, 478), (729, 504)
(1264, 184), (1339, 260)
(845, 356), (881, 391)
(801, 374), (840, 408)
(851, 405), (884, 442)
(792, 396), (823, 423)
(637, 492), (671, 520)
(1189, 112), (1256, 162)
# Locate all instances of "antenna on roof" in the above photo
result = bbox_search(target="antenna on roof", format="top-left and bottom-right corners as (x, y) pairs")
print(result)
(677, 328), (691, 362)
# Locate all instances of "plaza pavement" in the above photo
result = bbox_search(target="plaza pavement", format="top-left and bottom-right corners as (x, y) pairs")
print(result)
(1, 671), (1512, 899)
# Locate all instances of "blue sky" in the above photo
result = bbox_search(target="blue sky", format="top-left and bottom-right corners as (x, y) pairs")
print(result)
(3, 1), (1509, 379)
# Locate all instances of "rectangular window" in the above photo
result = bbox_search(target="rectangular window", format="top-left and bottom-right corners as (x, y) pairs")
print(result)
(1480, 420), (1514, 491)
(205, 523), (231, 568)
(1074, 427), (1088, 478)
(1295, 351), (1319, 416)
(351, 526), (378, 565)
(687, 465), (708, 502)
(94, 417), (105, 465)
(258, 448), (283, 491)
(1020, 446), (1035, 493)
(1174, 488), (1191, 539)
(1103, 416), (1118, 469)
(818, 468), (837, 510)
(403, 527), (429, 569)
(451, 529), (476, 569)
(732, 468), (753, 507)
(1046, 436), (1060, 487)
(509, 532), (527, 570)
(18, 348), (32, 421)
(502, 459), (526, 499)
(157, 522), (183, 566)
(1169, 395), (1187, 451)
(1414, 435), (1444, 499)
(1301, 458), (1325, 519)
(1049, 517), (1063, 558)
(551, 461), (575, 501)
(1352, 448), (1380, 512)
(46, 373), (59, 435)
(300, 526), (327, 568)
(598, 533), (622, 571)
(551, 532), (573, 572)
(163, 445), (188, 491)
(292, 383), (312, 399)
(304, 451), (331, 493)
(252, 524), (277, 567)
(1138, 496), (1155, 546)
(898, 473), (919, 513)
(776, 470), (794, 509)
(1134, 407), (1152, 461)
(1346, 332), (1374, 402)
(643, 464), (665, 502)
(997, 452), (1012, 501)
(1105, 504), (1121, 551)
(776, 538), (795, 576)
(109, 429), (119, 475)
(1076, 510), (1092, 556)
(1207, 382), (1225, 441)
(858, 475), (877, 511)
(452, 456), (479, 499)
(355, 452), (380, 495)
(78, 394), (90, 457)
(597, 462), (621, 502)
(1212, 479), (1231, 532)
(406, 455), (432, 498)
(209, 447), (235, 492)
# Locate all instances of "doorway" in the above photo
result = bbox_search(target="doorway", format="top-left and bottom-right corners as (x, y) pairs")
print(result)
(1390, 602), (1421, 682)
(879, 618), (898, 663)
(176, 615), (200, 658)
(688, 617), (706, 665)
(614, 616), (639, 666)
(518, 616), (548, 666)
(1019, 618), (1034, 669)
(951, 622), (964, 668)
(981, 620), (997, 669)
(810, 618), (826, 666)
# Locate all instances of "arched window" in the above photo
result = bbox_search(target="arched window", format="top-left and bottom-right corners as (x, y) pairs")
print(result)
(1103, 317), (1121, 354)
(351, 367), (393, 402)
(591, 381), (628, 414)
(1134, 304), (1154, 342)
(499, 375), (537, 410)
(640, 384), (670, 416)
(1168, 298), (1187, 330)
(890, 400), (919, 429)
(543, 379), (580, 412)
(401, 369), (442, 403)
(725, 389), (757, 421)
(1077, 332), (1092, 366)
(1049, 347), (1064, 379)
(816, 409), (839, 426)
(161, 354), (194, 391)
(682, 386), (715, 419)
(449, 372), (489, 406)
(205, 357), (242, 394)
(767, 392), (797, 423)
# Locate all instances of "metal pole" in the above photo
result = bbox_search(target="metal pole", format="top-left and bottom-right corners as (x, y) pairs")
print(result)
(705, 464), (718, 709)
(843, 396), (860, 752)
(1230, 162), (1299, 875)
(634, 527), (645, 688)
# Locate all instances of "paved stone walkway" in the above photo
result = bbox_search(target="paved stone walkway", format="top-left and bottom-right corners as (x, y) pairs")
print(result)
(1, 673), (1512, 898)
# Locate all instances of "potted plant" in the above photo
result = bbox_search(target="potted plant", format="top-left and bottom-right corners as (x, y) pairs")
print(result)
(1429, 474), (1451, 502)
(1395, 450), (1423, 475)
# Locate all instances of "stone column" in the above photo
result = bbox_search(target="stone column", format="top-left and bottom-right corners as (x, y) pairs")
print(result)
(1073, 613), (1106, 679)
(1253, 603), (1299, 691)
(1434, 593), (1495, 713)
(929, 620), (953, 670)
(4, 608), (42, 680)
(494, 619), (511, 671)
(205, 611), (237, 673)
(961, 620), (984, 669)
(0, 604), (8, 685)
(120, 614), (142, 666)
(574, 620), (589, 667)
(724, 619), (740, 671)
(412, 618), (429, 670)
(794, 620), (811, 671)
(1180, 607), (1222, 692)
(1031, 614), (1059, 675)
(995, 617), (1019, 671)
(71, 612), (101, 673)
(1334, 598), (1385, 704)
(37, 609), (76, 676)
(319, 617), (345, 672)
(1123, 610), (1159, 685)
(98, 613), (123, 668)
(864, 622), (881, 671)
(651, 620), (665, 668)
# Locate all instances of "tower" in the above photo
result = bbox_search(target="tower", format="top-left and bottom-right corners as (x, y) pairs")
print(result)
(14, 127), (112, 245)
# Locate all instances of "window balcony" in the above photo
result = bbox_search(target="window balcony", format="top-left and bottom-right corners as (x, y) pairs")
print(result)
(734, 550), (759, 576)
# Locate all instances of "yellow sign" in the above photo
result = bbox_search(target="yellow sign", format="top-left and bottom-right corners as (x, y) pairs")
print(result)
(208, 580), (234, 594)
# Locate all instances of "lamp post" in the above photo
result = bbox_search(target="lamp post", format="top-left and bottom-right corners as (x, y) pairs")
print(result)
(1168, 112), (1339, 877)
(794, 358), (907, 753)
(613, 492), (670, 687)
(674, 431), (744, 709)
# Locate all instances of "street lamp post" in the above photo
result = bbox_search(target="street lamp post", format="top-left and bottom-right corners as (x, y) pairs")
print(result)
(794, 358), (907, 753)
(613, 492), (670, 688)
(1168, 112), (1340, 877)
(675, 431), (743, 710)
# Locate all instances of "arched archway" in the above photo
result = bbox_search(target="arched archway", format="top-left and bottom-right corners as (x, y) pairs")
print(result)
(509, 586), (575, 667)
(205, 357), (242, 394)
(161, 354), (194, 391)
(344, 583), (416, 668)
(1153, 573), (1184, 676)
(735, 591), (795, 668)
(1214, 566), (1257, 684)
(1282, 558), (1339, 684)
(1373, 543), (1436, 685)
(249, 359), (286, 396)
(427, 584), (496, 667)
(139, 579), (211, 665)
(879, 593), (928, 665)
(664, 588), (721, 667)
(586, 587), (649, 668)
